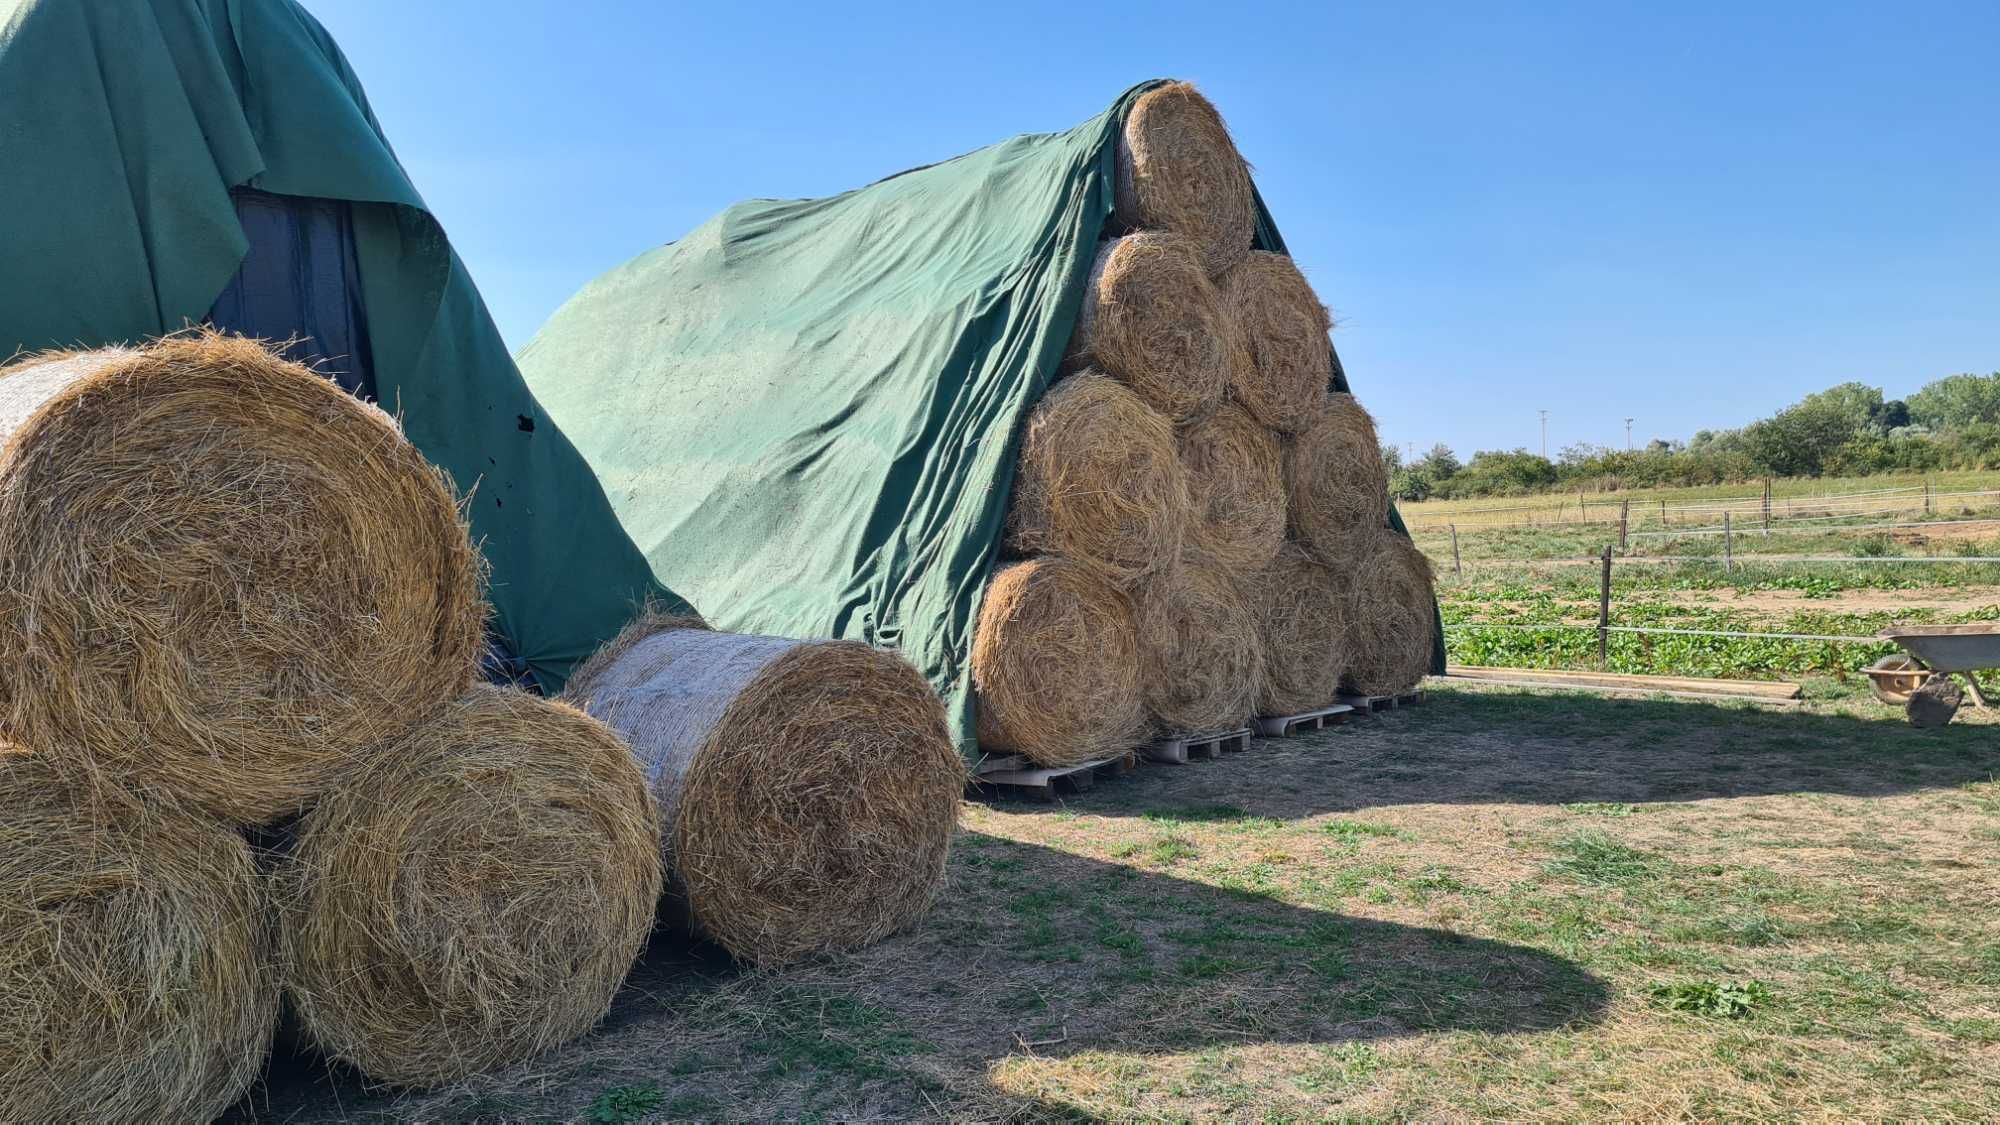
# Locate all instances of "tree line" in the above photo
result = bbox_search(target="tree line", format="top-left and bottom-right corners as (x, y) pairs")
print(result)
(1385, 371), (2000, 501)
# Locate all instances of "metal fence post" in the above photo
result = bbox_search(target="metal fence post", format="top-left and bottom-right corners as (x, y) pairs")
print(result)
(1598, 545), (1613, 668)
(1724, 511), (1734, 573)
(1618, 499), (1630, 553)
(1450, 523), (1463, 578)
(1762, 479), (1772, 537)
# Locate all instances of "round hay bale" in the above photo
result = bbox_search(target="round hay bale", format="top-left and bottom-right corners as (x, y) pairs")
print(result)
(1113, 81), (1255, 277)
(1065, 233), (1234, 422)
(1180, 401), (1286, 571)
(1219, 251), (1333, 433)
(1244, 543), (1351, 715)
(1343, 531), (1438, 698)
(0, 334), (485, 825)
(1288, 392), (1391, 564)
(1006, 371), (1188, 586)
(563, 615), (963, 967)
(279, 686), (662, 1087)
(973, 558), (1147, 766)
(0, 752), (276, 1123)
(1135, 562), (1263, 734)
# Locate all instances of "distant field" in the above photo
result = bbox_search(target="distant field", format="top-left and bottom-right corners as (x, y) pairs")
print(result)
(1401, 470), (2000, 529)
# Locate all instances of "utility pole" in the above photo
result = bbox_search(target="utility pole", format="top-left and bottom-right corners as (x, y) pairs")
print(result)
(1538, 410), (1548, 459)
(1625, 418), (1634, 450)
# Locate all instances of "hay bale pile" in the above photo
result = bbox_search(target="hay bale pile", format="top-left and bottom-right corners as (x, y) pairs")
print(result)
(563, 613), (964, 967)
(0, 334), (669, 1105)
(975, 82), (1435, 766)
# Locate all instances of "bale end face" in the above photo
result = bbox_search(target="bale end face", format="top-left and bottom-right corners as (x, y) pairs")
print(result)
(0, 753), (276, 1124)
(1220, 251), (1334, 434)
(1066, 233), (1233, 423)
(0, 332), (485, 826)
(278, 686), (662, 1087)
(1343, 531), (1437, 698)
(1136, 562), (1263, 734)
(1245, 544), (1351, 716)
(1180, 401), (1286, 572)
(973, 558), (1147, 766)
(1005, 371), (1188, 587)
(1114, 81), (1256, 278)
(1288, 392), (1391, 565)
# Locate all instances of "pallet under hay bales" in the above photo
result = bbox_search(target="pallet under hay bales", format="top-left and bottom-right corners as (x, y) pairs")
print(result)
(277, 686), (661, 1088)
(563, 615), (964, 968)
(1005, 370), (1189, 586)
(0, 753), (276, 1123)
(0, 334), (485, 826)
(1252, 703), (1356, 737)
(972, 749), (1139, 799)
(1113, 81), (1256, 278)
(1142, 727), (1253, 764)
(1065, 232), (1235, 422)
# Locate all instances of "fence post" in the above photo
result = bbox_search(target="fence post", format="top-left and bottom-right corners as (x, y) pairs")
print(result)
(1724, 511), (1734, 573)
(1925, 478), (1933, 515)
(1450, 523), (1463, 578)
(1762, 479), (1772, 537)
(1598, 545), (1612, 668)
(1661, 498), (1668, 527)
(1618, 499), (1630, 553)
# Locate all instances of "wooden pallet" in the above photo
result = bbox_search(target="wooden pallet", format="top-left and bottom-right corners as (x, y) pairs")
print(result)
(1251, 704), (1355, 737)
(1335, 689), (1427, 714)
(1141, 727), (1253, 764)
(971, 751), (1137, 799)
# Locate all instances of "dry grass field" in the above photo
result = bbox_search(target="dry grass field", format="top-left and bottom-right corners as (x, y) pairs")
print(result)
(233, 682), (2000, 1123)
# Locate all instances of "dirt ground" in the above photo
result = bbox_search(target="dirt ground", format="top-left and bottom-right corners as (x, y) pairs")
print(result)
(226, 683), (2000, 1123)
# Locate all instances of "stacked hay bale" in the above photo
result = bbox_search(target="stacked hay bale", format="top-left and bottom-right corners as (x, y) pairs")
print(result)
(974, 82), (1435, 766)
(562, 613), (965, 968)
(0, 334), (666, 1104)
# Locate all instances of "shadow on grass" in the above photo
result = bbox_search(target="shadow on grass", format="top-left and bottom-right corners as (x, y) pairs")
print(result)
(992, 686), (2000, 822)
(227, 831), (1608, 1122)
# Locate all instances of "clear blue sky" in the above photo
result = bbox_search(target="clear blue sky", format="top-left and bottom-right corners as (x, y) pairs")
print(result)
(312, 0), (1998, 460)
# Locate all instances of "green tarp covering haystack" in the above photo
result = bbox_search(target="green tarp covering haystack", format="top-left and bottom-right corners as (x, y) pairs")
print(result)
(0, 0), (682, 690)
(520, 80), (1443, 760)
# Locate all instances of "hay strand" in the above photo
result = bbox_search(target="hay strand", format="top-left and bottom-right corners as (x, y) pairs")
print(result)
(1243, 543), (1351, 715)
(1219, 251), (1333, 433)
(0, 333), (485, 825)
(1066, 233), (1234, 422)
(1288, 392), (1391, 564)
(1343, 530), (1438, 698)
(973, 558), (1147, 766)
(1114, 81), (1255, 277)
(564, 615), (964, 967)
(1180, 401), (1286, 571)
(1135, 561), (1263, 734)
(1005, 371), (1188, 586)
(0, 753), (276, 1123)
(278, 686), (662, 1087)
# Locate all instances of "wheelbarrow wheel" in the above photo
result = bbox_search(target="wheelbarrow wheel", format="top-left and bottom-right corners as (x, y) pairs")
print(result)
(1906, 673), (1963, 728)
(1866, 654), (1927, 705)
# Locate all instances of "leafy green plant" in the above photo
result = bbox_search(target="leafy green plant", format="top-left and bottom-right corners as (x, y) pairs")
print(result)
(1649, 979), (1773, 1018)
(585, 1083), (664, 1124)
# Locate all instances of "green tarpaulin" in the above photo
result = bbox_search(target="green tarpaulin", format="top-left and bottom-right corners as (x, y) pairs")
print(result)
(519, 81), (1441, 758)
(0, 0), (681, 691)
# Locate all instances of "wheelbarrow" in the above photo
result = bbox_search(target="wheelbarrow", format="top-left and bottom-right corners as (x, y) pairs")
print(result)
(1864, 623), (1999, 727)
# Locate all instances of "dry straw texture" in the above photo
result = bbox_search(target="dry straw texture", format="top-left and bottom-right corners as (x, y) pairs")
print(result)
(279, 686), (662, 1087)
(1244, 543), (1351, 715)
(564, 614), (963, 968)
(1343, 530), (1438, 697)
(1066, 233), (1234, 422)
(1220, 251), (1333, 433)
(1180, 401), (1286, 571)
(1114, 81), (1255, 277)
(1288, 392), (1391, 564)
(973, 558), (1147, 766)
(1006, 370), (1188, 586)
(0, 334), (484, 826)
(1135, 562), (1263, 735)
(0, 752), (276, 1123)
